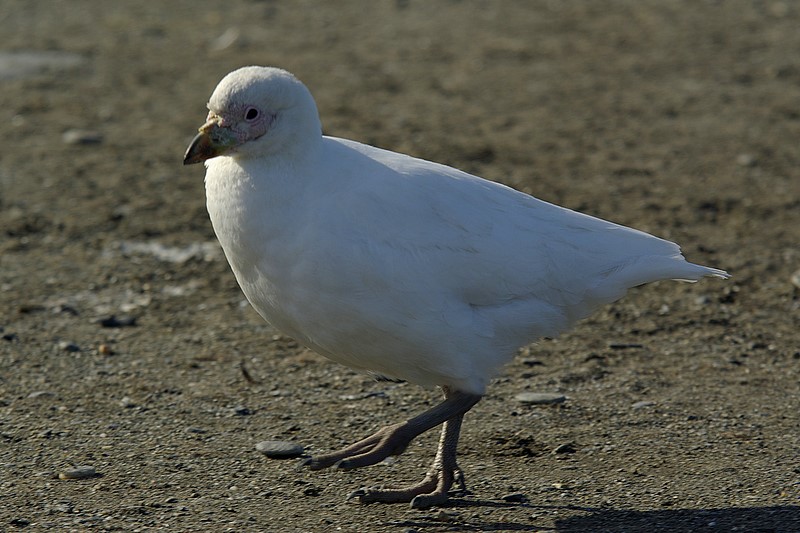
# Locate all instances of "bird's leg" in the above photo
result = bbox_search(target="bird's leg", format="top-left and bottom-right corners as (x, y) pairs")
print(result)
(350, 407), (469, 508)
(303, 387), (480, 478)
(344, 387), (480, 508)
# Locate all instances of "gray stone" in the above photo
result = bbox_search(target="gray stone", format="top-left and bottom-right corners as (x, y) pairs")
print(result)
(58, 466), (97, 480)
(255, 440), (304, 458)
(62, 129), (103, 145)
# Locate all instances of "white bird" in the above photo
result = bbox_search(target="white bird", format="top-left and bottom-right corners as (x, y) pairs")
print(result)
(184, 66), (728, 508)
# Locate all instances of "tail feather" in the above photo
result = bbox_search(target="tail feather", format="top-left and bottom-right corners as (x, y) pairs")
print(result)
(671, 261), (730, 283)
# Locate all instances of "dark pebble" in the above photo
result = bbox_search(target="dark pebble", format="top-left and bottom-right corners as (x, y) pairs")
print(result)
(552, 443), (577, 454)
(58, 341), (80, 352)
(608, 342), (644, 350)
(58, 466), (97, 480)
(62, 129), (103, 145)
(303, 486), (322, 496)
(98, 315), (137, 328)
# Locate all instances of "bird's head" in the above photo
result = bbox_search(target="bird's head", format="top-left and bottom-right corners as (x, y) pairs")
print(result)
(184, 66), (322, 165)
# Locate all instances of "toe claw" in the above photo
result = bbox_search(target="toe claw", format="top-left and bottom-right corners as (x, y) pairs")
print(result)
(346, 488), (367, 501)
(299, 456), (326, 471)
(410, 492), (449, 509)
(450, 470), (470, 496)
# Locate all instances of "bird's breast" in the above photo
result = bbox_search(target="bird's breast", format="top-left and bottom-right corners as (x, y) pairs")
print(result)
(204, 158), (310, 321)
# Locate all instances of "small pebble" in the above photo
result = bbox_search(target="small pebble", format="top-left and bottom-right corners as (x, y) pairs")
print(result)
(515, 392), (566, 405)
(303, 486), (322, 496)
(695, 295), (712, 306)
(28, 390), (55, 399)
(501, 492), (528, 503)
(552, 443), (577, 454)
(255, 440), (304, 458)
(632, 400), (655, 409)
(58, 466), (97, 480)
(736, 153), (757, 167)
(98, 315), (137, 328)
(58, 341), (80, 352)
(120, 396), (137, 408)
(62, 129), (103, 145)
(98, 344), (114, 355)
(608, 342), (644, 350)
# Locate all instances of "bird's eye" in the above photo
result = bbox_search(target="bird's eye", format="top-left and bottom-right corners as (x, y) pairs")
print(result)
(244, 107), (259, 121)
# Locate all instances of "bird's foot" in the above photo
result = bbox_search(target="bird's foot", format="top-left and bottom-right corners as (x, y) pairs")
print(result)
(301, 389), (480, 507)
(348, 466), (468, 509)
(301, 422), (413, 471)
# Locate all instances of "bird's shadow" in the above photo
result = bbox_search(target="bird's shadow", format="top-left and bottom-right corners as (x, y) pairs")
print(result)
(552, 504), (800, 533)
(386, 499), (800, 532)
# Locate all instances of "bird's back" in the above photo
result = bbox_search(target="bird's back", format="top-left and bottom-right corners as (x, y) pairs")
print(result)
(321, 137), (724, 313)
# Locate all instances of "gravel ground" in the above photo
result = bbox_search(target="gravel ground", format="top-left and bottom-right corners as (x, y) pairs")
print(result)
(1, 1), (799, 531)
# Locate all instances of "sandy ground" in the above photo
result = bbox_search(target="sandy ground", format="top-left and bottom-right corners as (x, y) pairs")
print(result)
(1, 1), (799, 531)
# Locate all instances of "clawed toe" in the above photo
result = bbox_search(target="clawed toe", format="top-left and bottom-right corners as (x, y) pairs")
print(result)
(300, 422), (413, 471)
(297, 388), (480, 507)
(347, 466), (465, 509)
(410, 490), (451, 509)
(298, 456), (327, 471)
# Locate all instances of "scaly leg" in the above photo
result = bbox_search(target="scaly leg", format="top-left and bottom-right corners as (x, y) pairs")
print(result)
(303, 386), (480, 508)
(350, 406), (469, 508)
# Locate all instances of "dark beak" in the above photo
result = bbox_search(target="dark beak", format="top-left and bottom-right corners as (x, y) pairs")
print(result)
(183, 122), (239, 165)
(184, 131), (218, 165)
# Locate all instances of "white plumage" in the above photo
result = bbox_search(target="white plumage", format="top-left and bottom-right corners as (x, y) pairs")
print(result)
(185, 66), (728, 508)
